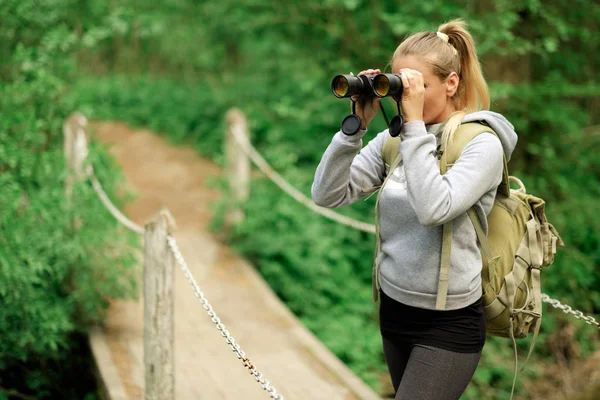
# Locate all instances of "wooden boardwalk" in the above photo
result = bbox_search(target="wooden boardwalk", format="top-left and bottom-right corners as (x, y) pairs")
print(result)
(88, 122), (382, 400)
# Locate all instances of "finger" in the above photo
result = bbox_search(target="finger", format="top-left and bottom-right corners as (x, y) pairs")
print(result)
(358, 69), (379, 76)
(412, 71), (424, 92)
(414, 71), (423, 84)
(350, 71), (354, 76)
(405, 71), (420, 91)
(399, 72), (410, 94)
(401, 69), (423, 86)
(400, 68), (412, 80)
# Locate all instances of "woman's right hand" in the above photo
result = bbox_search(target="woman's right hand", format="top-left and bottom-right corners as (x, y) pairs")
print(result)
(350, 69), (381, 130)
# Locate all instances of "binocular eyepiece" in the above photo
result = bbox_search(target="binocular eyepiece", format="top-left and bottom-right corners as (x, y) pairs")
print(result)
(331, 73), (404, 99)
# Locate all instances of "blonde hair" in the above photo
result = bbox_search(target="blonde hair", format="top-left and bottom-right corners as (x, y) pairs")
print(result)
(392, 19), (490, 146)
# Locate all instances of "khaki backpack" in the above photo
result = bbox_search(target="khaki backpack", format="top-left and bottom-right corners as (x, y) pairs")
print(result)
(376, 121), (564, 398)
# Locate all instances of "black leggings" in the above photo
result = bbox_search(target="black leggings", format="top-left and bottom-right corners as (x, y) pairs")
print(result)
(382, 336), (482, 400)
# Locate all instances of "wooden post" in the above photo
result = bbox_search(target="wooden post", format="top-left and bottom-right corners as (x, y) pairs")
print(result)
(224, 108), (250, 231)
(63, 112), (89, 201)
(144, 208), (176, 400)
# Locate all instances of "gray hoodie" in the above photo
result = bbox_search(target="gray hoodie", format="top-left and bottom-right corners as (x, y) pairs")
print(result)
(311, 111), (518, 310)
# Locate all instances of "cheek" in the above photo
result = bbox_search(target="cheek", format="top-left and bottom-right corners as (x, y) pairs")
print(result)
(424, 89), (445, 112)
(422, 92), (436, 114)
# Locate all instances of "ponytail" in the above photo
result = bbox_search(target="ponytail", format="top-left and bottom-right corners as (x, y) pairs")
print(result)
(437, 19), (489, 147)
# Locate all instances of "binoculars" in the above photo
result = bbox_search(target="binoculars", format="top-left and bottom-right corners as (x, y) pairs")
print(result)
(331, 73), (405, 137)
(331, 73), (404, 99)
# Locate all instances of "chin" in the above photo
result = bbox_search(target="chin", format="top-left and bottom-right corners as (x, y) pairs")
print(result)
(422, 112), (438, 125)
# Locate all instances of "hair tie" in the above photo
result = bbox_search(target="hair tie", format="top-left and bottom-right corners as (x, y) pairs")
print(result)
(436, 31), (458, 56)
(436, 31), (449, 43)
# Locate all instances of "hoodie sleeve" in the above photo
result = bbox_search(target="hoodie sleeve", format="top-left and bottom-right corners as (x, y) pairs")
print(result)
(399, 121), (503, 227)
(311, 130), (387, 208)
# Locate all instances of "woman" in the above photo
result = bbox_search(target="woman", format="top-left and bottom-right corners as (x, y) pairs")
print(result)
(311, 19), (518, 400)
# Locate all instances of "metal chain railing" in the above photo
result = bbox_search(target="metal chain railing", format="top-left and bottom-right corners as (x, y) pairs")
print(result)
(541, 294), (600, 329)
(86, 162), (285, 399)
(167, 236), (284, 399)
(229, 123), (376, 234)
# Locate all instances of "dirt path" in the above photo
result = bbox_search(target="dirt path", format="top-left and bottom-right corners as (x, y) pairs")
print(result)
(89, 122), (381, 400)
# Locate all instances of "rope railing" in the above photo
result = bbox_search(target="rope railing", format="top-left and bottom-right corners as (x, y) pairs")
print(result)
(86, 165), (145, 234)
(225, 108), (376, 234)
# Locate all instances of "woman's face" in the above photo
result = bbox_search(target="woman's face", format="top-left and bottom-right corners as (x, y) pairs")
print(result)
(391, 55), (458, 124)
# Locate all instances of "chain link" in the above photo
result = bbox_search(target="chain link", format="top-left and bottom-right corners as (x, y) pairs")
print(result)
(541, 294), (600, 328)
(166, 236), (285, 399)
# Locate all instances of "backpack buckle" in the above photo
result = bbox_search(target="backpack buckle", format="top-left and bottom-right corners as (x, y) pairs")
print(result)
(436, 144), (443, 160)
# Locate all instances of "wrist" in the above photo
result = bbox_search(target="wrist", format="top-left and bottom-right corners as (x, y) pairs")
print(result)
(403, 115), (423, 123)
(360, 118), (370, 130)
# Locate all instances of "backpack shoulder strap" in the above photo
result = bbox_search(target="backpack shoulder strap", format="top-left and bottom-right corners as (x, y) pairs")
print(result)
(441, 122), (510, 197)
(436, 122), (509, 310)
(372, 142), (404, 302)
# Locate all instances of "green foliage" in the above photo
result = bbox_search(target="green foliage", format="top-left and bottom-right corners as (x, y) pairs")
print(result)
(0, 0), (138, 398)
(70, 75), (228, 158)
(63, 0), (599, 398)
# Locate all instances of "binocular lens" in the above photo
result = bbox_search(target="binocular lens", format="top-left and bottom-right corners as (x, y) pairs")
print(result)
(373, 74), (403, 98)
(331, 74), (372, 98)
(373, 76), (390, 97)
(332, 76), (349, 98)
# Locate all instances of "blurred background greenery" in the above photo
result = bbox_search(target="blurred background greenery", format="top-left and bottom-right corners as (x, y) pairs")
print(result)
(0, 0), (598, 399)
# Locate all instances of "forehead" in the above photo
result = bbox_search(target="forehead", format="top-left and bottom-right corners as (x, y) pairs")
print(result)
(391, 55), (434, 77)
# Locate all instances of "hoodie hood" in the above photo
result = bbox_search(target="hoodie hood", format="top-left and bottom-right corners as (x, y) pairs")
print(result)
(462, 111), (518, 161)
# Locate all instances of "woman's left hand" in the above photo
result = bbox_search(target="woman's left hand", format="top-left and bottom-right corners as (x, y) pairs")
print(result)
(398, 68), (425, 123)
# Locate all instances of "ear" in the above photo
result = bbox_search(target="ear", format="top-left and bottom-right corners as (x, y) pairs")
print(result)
(446, 72), (459, 97)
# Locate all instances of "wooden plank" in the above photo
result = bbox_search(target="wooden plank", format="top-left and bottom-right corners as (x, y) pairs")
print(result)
(89, 327), (129, 400)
